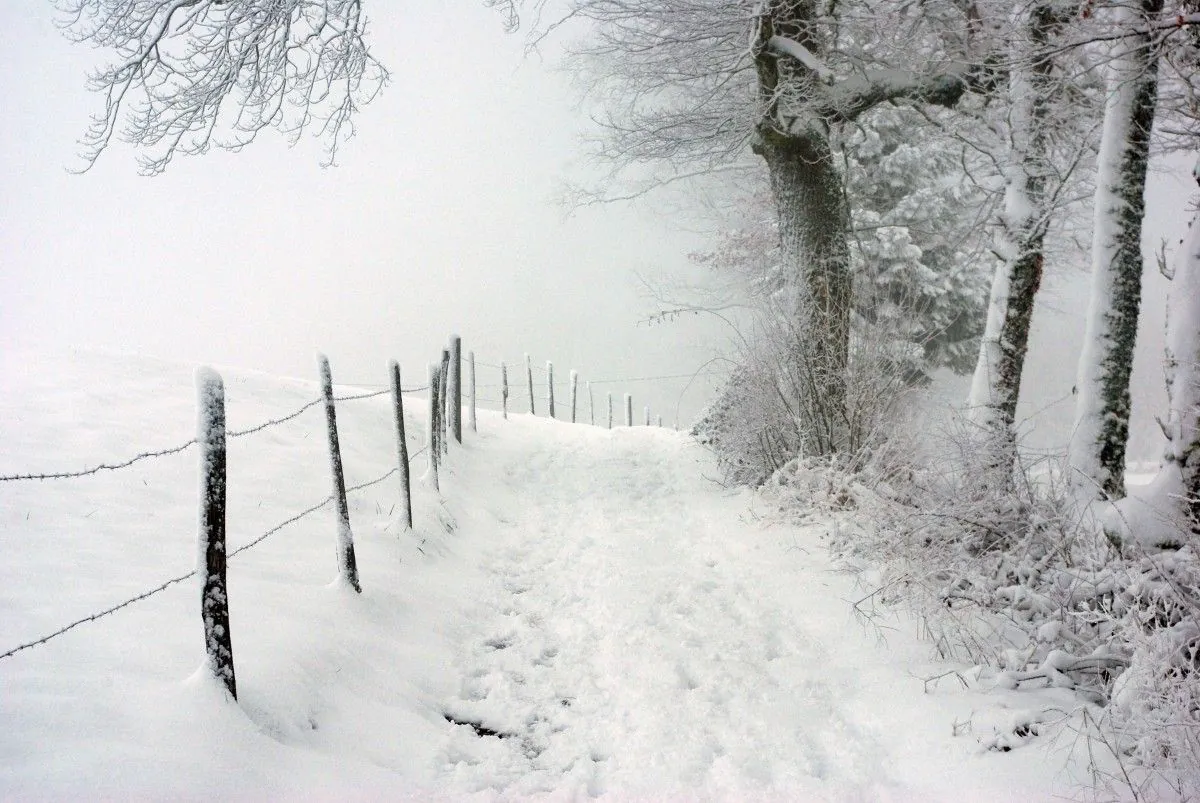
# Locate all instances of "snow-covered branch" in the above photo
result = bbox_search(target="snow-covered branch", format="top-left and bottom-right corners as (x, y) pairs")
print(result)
(819, 67), (973, 123)
(766, 34), (832, 81)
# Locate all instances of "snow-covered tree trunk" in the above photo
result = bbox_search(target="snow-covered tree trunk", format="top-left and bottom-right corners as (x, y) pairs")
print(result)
(1164, 188), (1200, 533)
(757, 130), (853, 454)
(1070, 0), (1162, 500)
(1110, 169), (1200, 549)
(967, 4), (1062, 481)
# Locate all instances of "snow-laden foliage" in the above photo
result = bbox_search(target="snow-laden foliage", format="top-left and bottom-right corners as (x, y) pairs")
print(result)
(843, 105), (994, 381)
(758, 424), (1200, 799)
(692, 105), (993, 484)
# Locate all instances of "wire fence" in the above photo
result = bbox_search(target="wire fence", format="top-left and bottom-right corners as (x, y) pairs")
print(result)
(0, 384), (431, 484)
(0, 341), (720, 686)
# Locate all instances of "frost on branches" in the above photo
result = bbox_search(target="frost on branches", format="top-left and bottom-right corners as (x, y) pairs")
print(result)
(59, 0), (387, 173)
(692, 105), (992, 484)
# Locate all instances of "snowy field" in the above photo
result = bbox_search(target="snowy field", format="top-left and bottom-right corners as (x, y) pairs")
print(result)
(1, 349), (1107, 800)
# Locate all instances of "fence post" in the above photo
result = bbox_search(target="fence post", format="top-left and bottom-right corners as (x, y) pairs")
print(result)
(389, 360), (413, 530)
(607, 392), (613, 429)
(625, 393), (633, 427)
(588, 381), (595, 426)
(468, 350), (477, 433)
(428, 363), (440, 491)
(657, 414), (663, 428)
(501, 361), (509, 419)
(570, 370), (579, 424)
(196, 367), (236, 700)
(526, 354), (535, 415)
(547, 361), (555, 419)
(318, 354), (361, 593)
(450, 335), (462, 444)
(439, 349), (450, 454)
(645, 406), (650, 427)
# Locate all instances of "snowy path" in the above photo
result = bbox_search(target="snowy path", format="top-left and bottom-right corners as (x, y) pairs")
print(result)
(0, 352), (1089, 801)
(429, 417), (1075, 801)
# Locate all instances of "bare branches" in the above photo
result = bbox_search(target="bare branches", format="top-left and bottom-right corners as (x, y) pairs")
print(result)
(58, 0), (388, 174)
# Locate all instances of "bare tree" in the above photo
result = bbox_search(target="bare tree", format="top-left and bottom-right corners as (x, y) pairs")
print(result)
(59, 0), (387, 174)
(561, 0), (1000, 453)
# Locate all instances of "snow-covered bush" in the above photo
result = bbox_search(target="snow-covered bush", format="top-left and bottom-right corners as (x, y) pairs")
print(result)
(693, 305), (917, 485)
(756, 410), (1199, 797)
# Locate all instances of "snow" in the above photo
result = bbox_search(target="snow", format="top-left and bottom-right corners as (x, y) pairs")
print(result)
(1069, 5), (1154, 495)
(767, 35), (832, 80)
(1, 348), (1102, 799)
(1109, 191), (1200, 549)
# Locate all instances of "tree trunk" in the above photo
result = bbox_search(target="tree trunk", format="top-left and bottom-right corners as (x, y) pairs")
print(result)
(967, 4), (1062, 482)
(757, 128), (852, 454)
(1070, 0), (1161, 500)
(1109, 181), (1200, 549)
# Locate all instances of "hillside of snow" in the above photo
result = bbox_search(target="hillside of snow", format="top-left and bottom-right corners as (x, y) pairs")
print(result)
(1, 349), (1106, 800)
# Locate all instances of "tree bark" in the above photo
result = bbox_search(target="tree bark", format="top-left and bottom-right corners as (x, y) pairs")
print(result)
(756, 128), (853, 454)
(967, 4), (1064, 482)
(1070, 0), (1162, 500)
(1109, 179), (1200, 549)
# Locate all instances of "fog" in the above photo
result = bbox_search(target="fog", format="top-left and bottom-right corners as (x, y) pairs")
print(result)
(0, 2), (1192, 453)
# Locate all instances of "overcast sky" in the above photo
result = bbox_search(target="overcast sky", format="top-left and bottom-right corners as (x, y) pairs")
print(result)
(0, 1), (726, 427)
(0, 2), (1193, 455)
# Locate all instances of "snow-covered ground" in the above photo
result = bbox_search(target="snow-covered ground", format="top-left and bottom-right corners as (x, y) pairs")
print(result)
(1, 349), (1103, 800)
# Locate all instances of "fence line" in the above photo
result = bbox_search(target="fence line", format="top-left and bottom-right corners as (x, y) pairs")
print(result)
(0, 452), (426, 663)
(1, 338), (701, 673)
(1, 386), (429, 484)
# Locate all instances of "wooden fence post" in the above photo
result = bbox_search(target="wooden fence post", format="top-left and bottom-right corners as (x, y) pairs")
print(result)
(318, 354), (361, 593)
(197, 367), (236, 700)
(439, 349), (450, 454)
(607, 392), (613, 429)
(625, 393), (633, 427)
(501, 361), (509, 419)
(389, 361), (413, 530)
(657, 414), (663, 428)
(645, 406), (650, 427)
(450, 335), (462, 444)
(468, 350), (477, 433)
(570, 370), (578, 423)
(428, 362), (440, 491)
(547, 361), (555, 419)
(588, 381), (595, 426)
(526, 354), (535, 415)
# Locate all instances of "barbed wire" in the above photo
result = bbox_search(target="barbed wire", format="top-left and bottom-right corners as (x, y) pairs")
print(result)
(0, 384), (434, 483)
(0, 441), (199, 483)
(0, 570), (198, 661)
(0, 446), (428, 663)
(228, 397), (322, 438)
(333, 388), (389, 402)
(330, 385), (430, 394)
